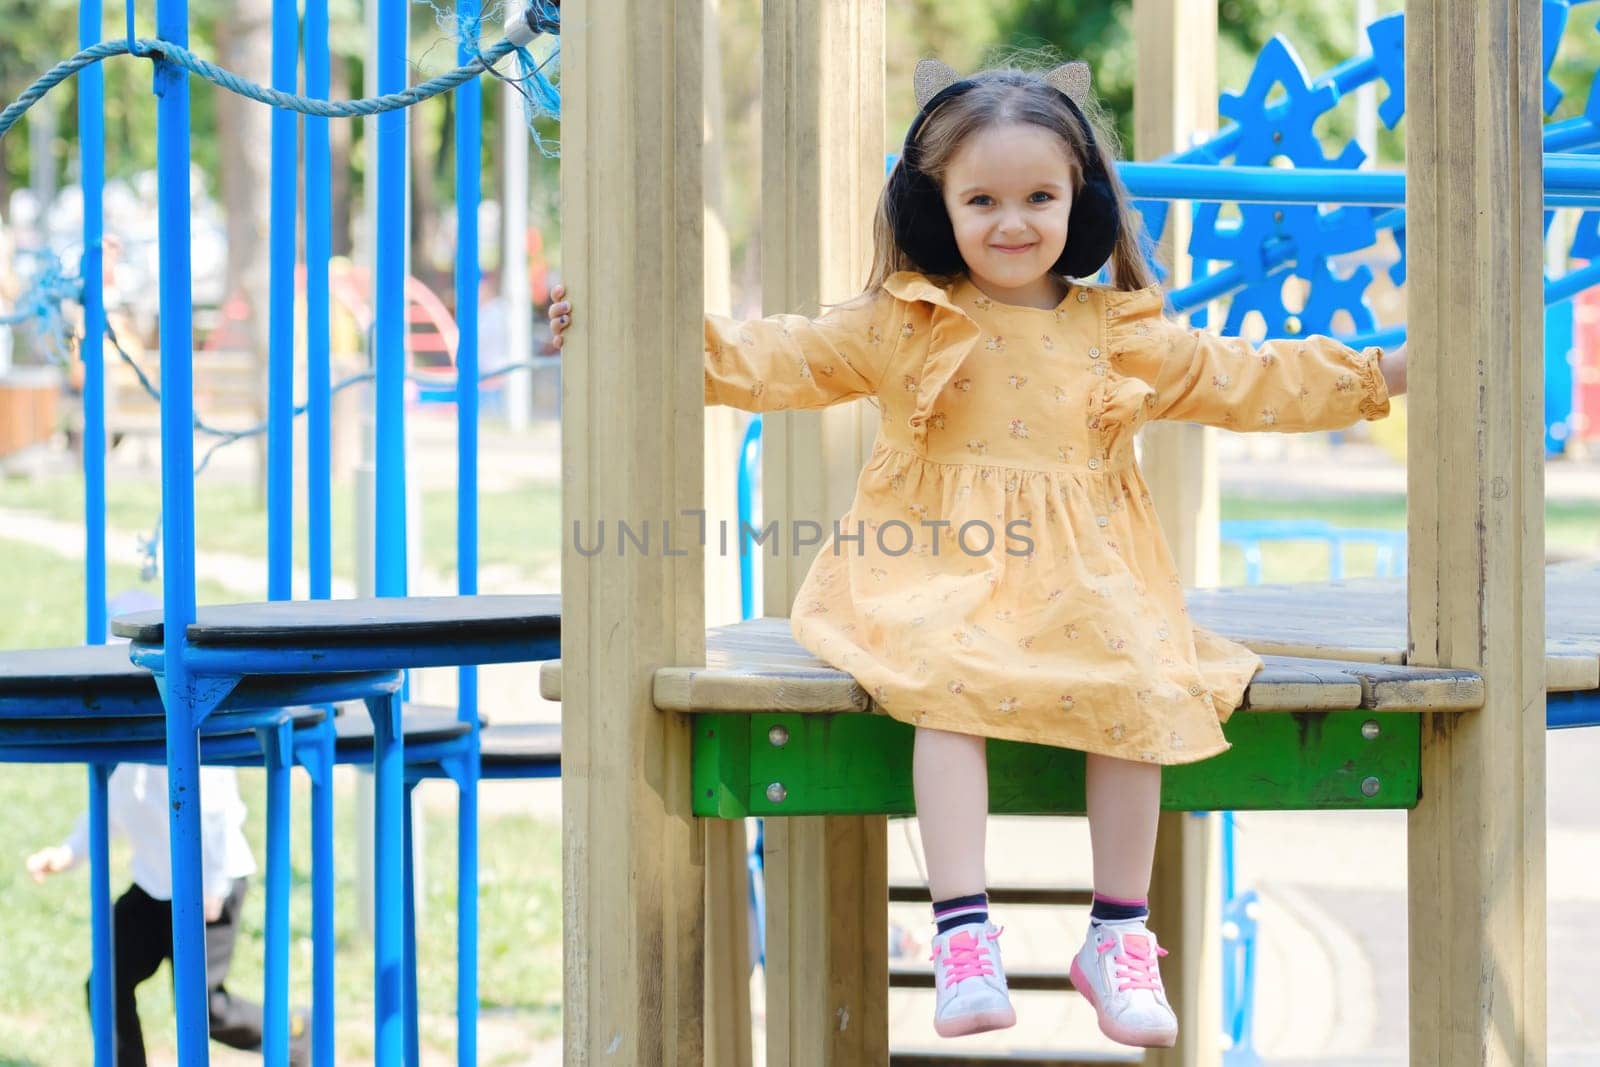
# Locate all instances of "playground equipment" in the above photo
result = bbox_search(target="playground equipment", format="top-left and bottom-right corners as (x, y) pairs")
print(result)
(0, 3), (564, 1066)
(540, 2), (1584, 1064)
(1, 0), (1595, 1063)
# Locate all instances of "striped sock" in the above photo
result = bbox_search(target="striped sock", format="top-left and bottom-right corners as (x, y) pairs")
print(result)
(1090, 893), (1149, 925)
(932, 892), (989, 934)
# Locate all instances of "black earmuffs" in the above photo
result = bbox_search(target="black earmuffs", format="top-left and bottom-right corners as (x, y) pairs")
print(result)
(886, 79), (1122, 280)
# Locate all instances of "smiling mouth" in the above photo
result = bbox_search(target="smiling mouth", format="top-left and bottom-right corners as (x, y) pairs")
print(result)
(992, 243), (1035, 253)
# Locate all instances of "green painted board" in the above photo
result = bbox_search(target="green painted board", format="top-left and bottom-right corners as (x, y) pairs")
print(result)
(692, 710), (1420, 817)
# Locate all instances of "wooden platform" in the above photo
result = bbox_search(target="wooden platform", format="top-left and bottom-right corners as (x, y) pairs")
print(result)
(538, 616), (1487, 715)
(537, 607), (1502, 817)
(1184, 560), (1600, 693)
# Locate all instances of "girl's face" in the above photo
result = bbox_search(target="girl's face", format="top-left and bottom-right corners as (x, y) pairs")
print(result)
(939, 123), (1077, 307)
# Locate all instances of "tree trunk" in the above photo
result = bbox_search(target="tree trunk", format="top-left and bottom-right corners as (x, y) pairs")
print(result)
(214, 0), (275, 505)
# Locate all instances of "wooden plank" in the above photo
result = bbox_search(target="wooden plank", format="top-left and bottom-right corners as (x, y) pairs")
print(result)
(701, 3), (756, 1054)
(1405, 4), (1547, 1064)
(1186, 575), (1600, 691)
(540, 640), (1487, 714)
(1247, 656), (1483, 712)
(693, 710), (1424, 817)
(559, 2), (706, 1061)
(759, 4), (888, 1065)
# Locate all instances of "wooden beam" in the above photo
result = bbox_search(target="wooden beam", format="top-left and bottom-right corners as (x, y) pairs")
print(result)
(759, 2), (887, 1063)
(701, 1), (755, 1060)
(1134, 2), (1221, 1064)
(1405, 3), (1547, 1064)
(559, 2), (707, 1061)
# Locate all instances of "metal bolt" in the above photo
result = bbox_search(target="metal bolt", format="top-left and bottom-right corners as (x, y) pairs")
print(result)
(766, 782), (788, 804)
(768, 724), (790, 748)
(1273, 210), (1285, 223)
(1284, 315), (1302, 335)
(1361, 776), (1381, 797)
(1361, 720), (1381, 740)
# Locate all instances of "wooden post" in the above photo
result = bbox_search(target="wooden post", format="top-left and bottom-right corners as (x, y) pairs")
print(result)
(1405, 4), (1547, 1065)
(1133, 3), (1222, 1065)
(758, 3), (888, 1063)
(560, 2), (708, 1062)
(702, 6), (755, 1063)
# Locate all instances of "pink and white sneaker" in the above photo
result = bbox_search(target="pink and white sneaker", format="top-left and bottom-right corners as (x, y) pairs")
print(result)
(1069, 920), (1178, 1048)
(929, 922), (1017, 1038)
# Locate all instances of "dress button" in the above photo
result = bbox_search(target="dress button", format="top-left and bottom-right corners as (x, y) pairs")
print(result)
(1096, 516), (1109, 527)
(1087, 458), (1101, 471)
(1089, 346), (1101, 359)
(1189, 684), (1204, 696)
(1077, 291), (1089, 303)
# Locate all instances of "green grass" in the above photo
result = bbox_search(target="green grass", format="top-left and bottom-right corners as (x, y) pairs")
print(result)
(0, 475), (561, 587)
(0, 766), (563, 1065)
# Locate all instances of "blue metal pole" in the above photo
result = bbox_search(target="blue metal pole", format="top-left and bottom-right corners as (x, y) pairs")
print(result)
(308, 720), (336, 1067)
(88, 763), (114, 1066)
(267, 0), (298, 602)
(454, 6), (483, 1060)
(306, 0), (332, 603)
(151, 0), (208, 1057)
(373, 0), (408, 1055)
(258, 721), (293, 1065)
(456, 753), (480, 1066)
(370, 692), (405, 1062)
(79, 0), (107, 646)
(738, 415), (762, 621)
(403, 780), (420, 1067)
(375, 0), (408, 598)
(303, 10), (335, 1058)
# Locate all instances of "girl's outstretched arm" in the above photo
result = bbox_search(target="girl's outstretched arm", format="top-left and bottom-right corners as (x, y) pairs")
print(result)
(550, 283), (901, 412)
(1109, 297), (1399, 433)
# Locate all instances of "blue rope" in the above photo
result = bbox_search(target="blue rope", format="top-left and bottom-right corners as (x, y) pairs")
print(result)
(0, 0), (561, 142)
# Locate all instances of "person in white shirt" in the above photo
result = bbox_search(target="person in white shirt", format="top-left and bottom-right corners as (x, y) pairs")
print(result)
(26, 764), (307, 1066)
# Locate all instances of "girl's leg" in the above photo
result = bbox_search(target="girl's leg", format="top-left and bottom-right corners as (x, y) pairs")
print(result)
(916, 727), (1015, 1039)
(912, 727), (988, 900)
(1084, 753), (1161, 901)
(1075, 754), (1178, 1049)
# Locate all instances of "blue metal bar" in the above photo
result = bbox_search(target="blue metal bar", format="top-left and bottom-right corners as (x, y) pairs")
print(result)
(88, 763), (114, 1066)
(1120, 162), (1405, 206)
(403, 781), (420, 1067)
(456, 752), (481, 1065)
(300, 17), (336, 1055)
(1319, 53), (1379, 99)
(307, 719), (336, 1067)
(306, 0), (332, 602)
(738, 415), (763, 621)
(453, 9), (484, 1050)
(267, 0), (297, 601)
(258, 720), (293, 1065)
(375, 0), (408, 598)
(1544, 116), (1600, 153)
(1121, 158), (1600, 208)
(371, 692), (406, 1061)
(79, 0), (107, 647)
(150, 0), (209, 1058)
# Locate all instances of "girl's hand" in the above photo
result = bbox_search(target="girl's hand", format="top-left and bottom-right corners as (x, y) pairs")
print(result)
(25, 845), (72, 883)
(1381, 344), (1407, 398)
(548, 284), (572, 350)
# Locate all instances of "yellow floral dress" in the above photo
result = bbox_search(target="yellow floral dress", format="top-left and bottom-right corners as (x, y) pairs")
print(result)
(703, 271), (1390, 764)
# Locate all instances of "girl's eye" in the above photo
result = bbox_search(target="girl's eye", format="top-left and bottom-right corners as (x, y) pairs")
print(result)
(966, 193), (1055, 206)
(1030, 192), (1054, 203)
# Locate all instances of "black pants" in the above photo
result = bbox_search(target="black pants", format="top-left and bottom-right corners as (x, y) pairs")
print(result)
(90, 878), (264, 1067)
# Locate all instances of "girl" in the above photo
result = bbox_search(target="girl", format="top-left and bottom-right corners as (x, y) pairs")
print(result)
(550, 59), (1406, 1049)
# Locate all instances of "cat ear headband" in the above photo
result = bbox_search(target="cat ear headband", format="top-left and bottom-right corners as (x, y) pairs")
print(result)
(889, 59), (1121, 279)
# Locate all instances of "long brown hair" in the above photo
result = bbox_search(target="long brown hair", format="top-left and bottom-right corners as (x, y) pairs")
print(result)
(865, 66), (1158, 295)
